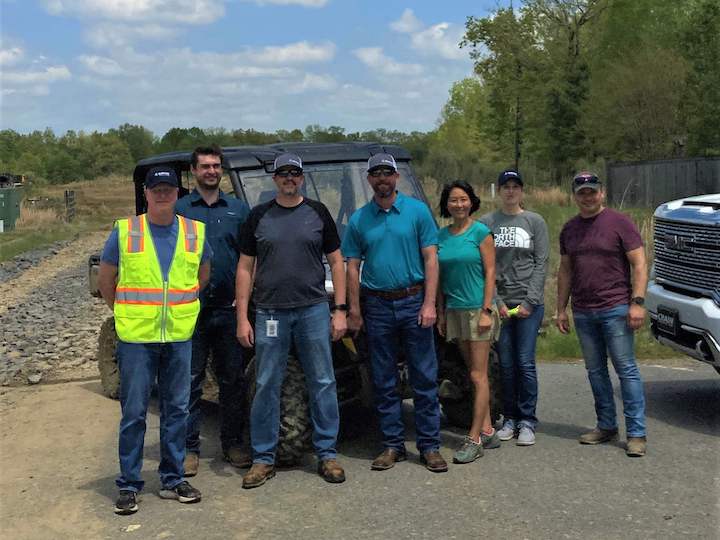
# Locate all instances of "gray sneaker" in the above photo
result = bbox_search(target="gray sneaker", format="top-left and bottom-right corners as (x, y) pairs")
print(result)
(481, 429), (501, 449)
(516, 425), (536, 446)
(497, 419), (517, 441)
(453, 436), (484, 464)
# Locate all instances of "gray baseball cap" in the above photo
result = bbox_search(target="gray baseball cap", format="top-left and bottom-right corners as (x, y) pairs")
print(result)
(367, 153), (397, 172)
(273, 153), (303, 171)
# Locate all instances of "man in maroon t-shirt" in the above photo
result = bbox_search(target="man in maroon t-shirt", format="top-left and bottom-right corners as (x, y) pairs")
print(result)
(556, 172), (648, 458)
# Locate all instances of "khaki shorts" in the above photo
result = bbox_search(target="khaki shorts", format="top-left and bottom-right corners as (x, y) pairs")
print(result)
(445, 307), (500, 342)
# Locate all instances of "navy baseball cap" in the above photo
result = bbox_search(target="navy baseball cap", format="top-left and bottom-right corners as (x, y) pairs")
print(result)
(273, 153), (303, 171)
(368, 153), (397, 172)
(498, 169), (523, 186)
(145, 166), (179, 189)
(572, 171), (602, 193)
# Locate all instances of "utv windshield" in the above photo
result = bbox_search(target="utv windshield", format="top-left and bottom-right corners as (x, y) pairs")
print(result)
(235, 161), (425, 235)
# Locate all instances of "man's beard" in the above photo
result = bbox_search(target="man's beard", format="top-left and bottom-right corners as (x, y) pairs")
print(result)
(373, 183), (394, 198)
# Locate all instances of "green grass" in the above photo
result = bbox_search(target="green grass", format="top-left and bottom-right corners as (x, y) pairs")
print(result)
(536, 323), (673, 362)
(0, 229), (79, 262)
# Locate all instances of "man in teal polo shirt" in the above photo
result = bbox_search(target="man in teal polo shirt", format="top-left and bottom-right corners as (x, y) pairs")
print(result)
(343, 153), (447, 473)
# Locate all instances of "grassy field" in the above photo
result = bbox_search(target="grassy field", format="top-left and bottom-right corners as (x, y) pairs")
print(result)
(1, 175), (674, 360)
(0, 175), (134, 261)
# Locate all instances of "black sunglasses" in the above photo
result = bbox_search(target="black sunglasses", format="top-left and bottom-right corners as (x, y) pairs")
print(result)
(573, 173), (600, 186)
(275, 169), (303, 178)
(369, 169), (396, 178)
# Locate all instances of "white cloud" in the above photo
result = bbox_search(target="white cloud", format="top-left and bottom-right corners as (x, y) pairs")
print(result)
(0, 46), (24, 66)
(2, 65), (71, 84)
(353, 47), (423, 76)
(78, 54), (126, 76)
(243, 0), (328, 6)
(410, 22), (465, 60)
(290, 73), (337, 93)
(41, 0), (224, 24)
(86, 23), (179, 48)
(389, 8), (465, 61)
(253, 41), (335, 64)
(390, 8), (422, 33)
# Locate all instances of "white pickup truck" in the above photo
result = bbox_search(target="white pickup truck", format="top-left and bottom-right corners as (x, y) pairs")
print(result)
(646, 194), (720, 374)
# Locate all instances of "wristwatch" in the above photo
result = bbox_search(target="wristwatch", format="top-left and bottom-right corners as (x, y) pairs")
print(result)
(482, 306), (493, 315)
(630, 296), (645, 306)
(331, 304), (349, 312)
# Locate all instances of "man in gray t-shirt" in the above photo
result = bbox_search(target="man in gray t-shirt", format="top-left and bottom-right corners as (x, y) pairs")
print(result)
(236, 153), (348, 488)
(480, 169), (548, 446)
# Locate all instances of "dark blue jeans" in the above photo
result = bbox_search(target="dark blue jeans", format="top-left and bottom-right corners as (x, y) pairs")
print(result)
(573, 304), (646, 437)
(116, 340), (191, 493)
(497, 304), (544, 429)
(251, 303), (339, 464)
(362, 291), (441, 454)
(186, 307), (246, 455)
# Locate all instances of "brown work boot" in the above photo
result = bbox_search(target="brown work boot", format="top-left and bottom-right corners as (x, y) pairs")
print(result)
(579, 427), (619, 445)
(242, 463), (275, 489)
(420, 450), (448, 473)
(183, 452), (199, 477)
(223, 447), (252, 469)
(318, 459), (346, 483)
(626, 436), (647, 457)
(371, 448), (407, 471)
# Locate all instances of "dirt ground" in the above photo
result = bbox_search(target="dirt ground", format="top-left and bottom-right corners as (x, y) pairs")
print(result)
(1, 363), (718, 540)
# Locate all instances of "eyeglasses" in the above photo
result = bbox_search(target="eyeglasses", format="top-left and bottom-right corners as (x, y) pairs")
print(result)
(369, 169), (396, 178)
(275, 169), (303, 178)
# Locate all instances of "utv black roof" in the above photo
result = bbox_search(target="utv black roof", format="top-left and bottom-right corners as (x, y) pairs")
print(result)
(133, 142), (413, 186)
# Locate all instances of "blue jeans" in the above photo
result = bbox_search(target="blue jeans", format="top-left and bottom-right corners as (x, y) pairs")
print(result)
(116, 340), (191, 492)
(497, 304), (544, 429)
(187, 307), (246, 455)
(362, 291), (441, 453)
(573, 304), (646, 437)
(250, 302), (339, 464)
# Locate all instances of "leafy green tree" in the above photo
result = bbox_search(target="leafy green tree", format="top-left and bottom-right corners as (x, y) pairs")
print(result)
(680, 0), (720, 156)
(109, 124), (155, 163)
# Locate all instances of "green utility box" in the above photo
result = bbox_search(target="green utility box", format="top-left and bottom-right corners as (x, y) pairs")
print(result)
(0, 185), (24, 233)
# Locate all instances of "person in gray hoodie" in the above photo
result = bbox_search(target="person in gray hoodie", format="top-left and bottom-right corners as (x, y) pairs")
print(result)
(480, 169), (549, 446)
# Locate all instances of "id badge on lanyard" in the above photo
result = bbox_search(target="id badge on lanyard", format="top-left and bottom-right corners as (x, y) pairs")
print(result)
(266, 317), (278, 338)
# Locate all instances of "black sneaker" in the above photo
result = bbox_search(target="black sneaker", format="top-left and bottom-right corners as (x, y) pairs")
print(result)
(158, 481), (201, 504)
(114, 490), (139, 515)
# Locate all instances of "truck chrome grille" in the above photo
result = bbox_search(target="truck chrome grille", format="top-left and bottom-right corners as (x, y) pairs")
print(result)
(654, 218), (720, 295)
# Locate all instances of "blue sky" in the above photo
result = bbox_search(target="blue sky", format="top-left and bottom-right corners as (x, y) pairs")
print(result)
(1, 0), (504, 136)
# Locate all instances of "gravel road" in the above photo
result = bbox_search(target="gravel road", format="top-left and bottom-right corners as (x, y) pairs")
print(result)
(0, 232), (110, 385)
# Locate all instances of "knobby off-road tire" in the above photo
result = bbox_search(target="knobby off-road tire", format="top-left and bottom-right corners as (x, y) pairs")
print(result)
(439, 343), (502, 429)
(245, 354), (312, 466)
(97, 316), (120, 399)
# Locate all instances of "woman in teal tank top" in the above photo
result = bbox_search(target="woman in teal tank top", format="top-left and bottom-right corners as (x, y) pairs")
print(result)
(437, 181), (500, 464)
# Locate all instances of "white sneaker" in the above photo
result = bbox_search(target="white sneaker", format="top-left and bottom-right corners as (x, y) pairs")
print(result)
(516, 425), (536, 446)
(497, 419), (517, 441)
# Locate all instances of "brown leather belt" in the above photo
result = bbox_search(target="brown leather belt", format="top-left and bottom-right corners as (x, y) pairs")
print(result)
(361, 284), (424, 300)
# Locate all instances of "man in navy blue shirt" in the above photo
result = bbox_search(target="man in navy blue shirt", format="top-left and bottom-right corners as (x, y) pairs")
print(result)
(175, 145), (251, 476)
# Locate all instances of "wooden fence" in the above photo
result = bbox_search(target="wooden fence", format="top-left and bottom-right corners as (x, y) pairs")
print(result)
(606, 157), (720, 208)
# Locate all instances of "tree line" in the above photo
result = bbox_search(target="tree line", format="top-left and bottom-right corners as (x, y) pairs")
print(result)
(0, 0), (717, 189)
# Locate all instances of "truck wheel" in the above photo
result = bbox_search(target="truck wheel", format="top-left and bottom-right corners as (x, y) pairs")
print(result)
(97, 316), (120, 399)
(438, 344), (502, 428)
(245, 354), (312, 466)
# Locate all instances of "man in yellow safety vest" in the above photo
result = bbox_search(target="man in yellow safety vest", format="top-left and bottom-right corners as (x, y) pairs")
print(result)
(98, 166), (211, 515)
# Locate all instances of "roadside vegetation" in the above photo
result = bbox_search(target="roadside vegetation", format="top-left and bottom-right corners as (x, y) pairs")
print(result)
(0, 175), (133, 261)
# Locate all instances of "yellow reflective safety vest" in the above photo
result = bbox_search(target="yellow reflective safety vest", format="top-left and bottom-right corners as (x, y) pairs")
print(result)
(114, 214), (206, 343)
